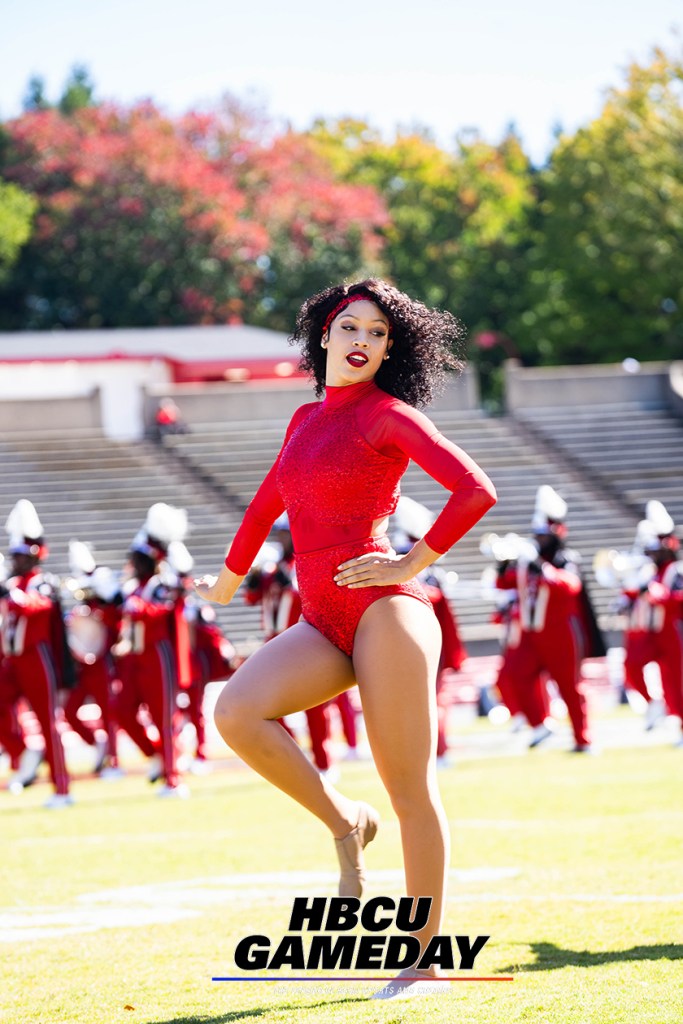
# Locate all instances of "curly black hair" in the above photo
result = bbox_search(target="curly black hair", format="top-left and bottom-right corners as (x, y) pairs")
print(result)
(289, 278), (466, 408)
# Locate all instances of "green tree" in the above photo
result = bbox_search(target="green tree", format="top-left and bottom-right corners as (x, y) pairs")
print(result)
(308, 119), (534, 399)
(21, 65), (97, 115)
(0, 179), (37, 284)
(22, 76), (50, 112)
(58, 64), (97, 115)
(511, 45), (683, 364)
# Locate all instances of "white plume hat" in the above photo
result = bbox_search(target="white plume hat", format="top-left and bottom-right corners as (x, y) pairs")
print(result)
(6, 499), (45, 554)
(69, 539), (97, 576)
(89, 566), (121, 603)
(251, 541), (282, 569)
(393, 496), (435, 539)
(636, 500), (676, 552)
(635, 519), (659, 552)
(131, 503), (188, 560)
(645, 500), (674, 536)
(531, 486), (567, 533)
(144, 503), (188, 545)
(166, 540), (194, 576)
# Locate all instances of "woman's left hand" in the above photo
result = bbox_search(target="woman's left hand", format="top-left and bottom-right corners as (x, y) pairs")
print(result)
(333, 551), (416, 588)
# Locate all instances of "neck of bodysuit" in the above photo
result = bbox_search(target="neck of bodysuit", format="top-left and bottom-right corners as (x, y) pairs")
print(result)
(322, 379), (378, 410)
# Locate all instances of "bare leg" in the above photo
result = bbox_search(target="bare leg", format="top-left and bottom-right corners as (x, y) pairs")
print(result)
(213, 622), (359, 836)
(353, 596), (448, 957)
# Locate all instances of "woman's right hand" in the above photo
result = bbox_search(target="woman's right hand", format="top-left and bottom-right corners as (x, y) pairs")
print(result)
(193, 564), (244, 605)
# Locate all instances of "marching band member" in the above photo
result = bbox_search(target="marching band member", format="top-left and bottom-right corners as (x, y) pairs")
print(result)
(168, 543), (238, 769)
(485, 533), (550, 735)
(392, 496), (467, 763)
(628, 502), (683, 742)
(186, 602), (238, 765)
(0, 500), (74, 806)
(497, 487), (599, 752)
(114, 503), (192, 797)
(62, 540), (122, 775)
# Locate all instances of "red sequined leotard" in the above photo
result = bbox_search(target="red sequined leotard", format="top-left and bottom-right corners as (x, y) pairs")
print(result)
(225, 380), (496, 655)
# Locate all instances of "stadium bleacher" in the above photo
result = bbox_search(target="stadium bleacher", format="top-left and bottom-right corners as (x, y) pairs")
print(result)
(161, 405), (647, 641)
(0, 429), (264, 647)
(1, 396), (681, 651)
(514, 402), (683, 526)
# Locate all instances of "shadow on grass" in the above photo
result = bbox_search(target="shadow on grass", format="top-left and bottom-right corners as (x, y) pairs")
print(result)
(502, 941), (683, 973)
(150, 997), (368, 1024)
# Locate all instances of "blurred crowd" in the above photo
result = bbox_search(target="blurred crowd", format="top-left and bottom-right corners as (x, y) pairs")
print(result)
(1, 487), (681, 808)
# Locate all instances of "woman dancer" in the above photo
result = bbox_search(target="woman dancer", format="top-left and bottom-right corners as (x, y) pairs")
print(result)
(196, 279), (496, 997)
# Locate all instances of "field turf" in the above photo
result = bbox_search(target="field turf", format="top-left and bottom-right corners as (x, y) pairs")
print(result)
(1, 706), (681, 1024)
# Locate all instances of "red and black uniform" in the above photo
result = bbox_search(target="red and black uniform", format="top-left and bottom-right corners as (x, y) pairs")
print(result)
(0, 568), (70, 795)
(115, 573), (183, 787)
(184, 598), (237, 761)
(417, 566), (467, 758)
(620, 559), (683, 717)
(492, 566), (549, 725)
(226, 380), (496, 656)
(619, 563), (658, 704)
(63, 596), (121, 767)
(499, 553), (591, 747)
(245, 555), (303, 638)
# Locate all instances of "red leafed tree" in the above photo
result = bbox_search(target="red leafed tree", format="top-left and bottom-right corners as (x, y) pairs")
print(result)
(178, 103), (390, 330)
(1, 95), (389, 332)
(0, 102), (268, 328)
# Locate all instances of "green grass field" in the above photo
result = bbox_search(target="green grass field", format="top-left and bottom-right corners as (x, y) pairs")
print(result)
(2, 708), (682, 1024)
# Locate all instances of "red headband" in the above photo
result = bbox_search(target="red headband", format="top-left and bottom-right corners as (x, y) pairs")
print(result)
(322, 291), (385, 336)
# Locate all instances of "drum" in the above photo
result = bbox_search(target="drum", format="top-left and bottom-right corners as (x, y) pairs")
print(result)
(66, 607), (107, 665)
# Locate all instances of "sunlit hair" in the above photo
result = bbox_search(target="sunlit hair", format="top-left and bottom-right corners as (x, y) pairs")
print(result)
(289, 278), (466, 407)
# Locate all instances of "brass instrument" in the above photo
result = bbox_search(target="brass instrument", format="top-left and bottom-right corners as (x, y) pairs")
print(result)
(65, 606), (108, 665)
(592, 549), (653, 590)
(62, 567), (123, 604)
(479, 532), (538, 566)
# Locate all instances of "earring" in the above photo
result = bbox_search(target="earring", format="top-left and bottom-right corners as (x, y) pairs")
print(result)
(383, 353), (390, 360)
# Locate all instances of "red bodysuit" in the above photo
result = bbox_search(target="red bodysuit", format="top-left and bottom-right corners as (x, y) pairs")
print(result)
(225, 380), (497, 656)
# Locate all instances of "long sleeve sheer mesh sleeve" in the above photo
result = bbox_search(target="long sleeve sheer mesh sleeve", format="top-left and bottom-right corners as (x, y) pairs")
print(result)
(362, 400), (497, 553)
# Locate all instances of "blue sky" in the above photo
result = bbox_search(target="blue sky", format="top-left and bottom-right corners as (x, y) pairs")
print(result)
(2, 0), (680, 163)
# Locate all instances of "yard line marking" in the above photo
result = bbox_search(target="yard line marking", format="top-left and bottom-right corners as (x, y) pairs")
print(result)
(2, 868), (681, 943)
(0, 868), (516, 942)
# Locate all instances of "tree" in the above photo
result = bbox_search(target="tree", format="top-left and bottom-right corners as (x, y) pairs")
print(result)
(0, 103), (267, 329)
(22, 76), (50, 112)
(0, 179), (37, 285)
(0, 96), (388, 332)
(511, 45), (683, 364)
(308, 119), (535, 398)
(180, 103), (389, 331)
(58, 65), (97, 115)
(21, 65), (97, 115)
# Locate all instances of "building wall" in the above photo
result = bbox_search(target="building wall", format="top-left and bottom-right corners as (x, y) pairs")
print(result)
(143, 366), (482, 427)
(504, 360), (670, 411)
(0, 359), (172, 439)
(1, 356), (679, 438)
(0, 391), (102, 433)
